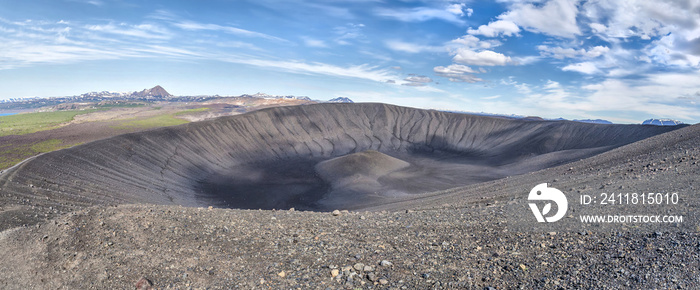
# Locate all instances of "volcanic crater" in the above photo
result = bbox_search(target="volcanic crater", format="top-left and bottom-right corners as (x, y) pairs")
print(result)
(0, 103), (682, 227)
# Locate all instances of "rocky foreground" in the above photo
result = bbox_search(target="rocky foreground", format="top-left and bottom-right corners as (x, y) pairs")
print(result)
(0, 203), (697, 289)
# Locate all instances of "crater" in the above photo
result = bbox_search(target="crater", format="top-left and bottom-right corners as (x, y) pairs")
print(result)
(0, 103), (683, 213)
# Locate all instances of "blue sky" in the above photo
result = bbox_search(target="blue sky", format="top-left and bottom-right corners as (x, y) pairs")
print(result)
(0, 0), (699, 123)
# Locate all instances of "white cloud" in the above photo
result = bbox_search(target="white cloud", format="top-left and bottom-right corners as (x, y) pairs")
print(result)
(580, 76), (700, 121)
(502, 73), (700, 123)
(87, 23), (171, 40)
(581, 0), (700, 70)
(0, 19), (202, 69)
(224, 56), (402, 84)
(449, 35), (500, 49)
(0, 42), (125, 69)
(446, 3), (467, 16)
(173, 21), (288, 42)
(434, 64), (478, 74)
(375, 5), (468, 25)
(410, 85), (447, 93)
(538, 45), (610, 59)
(333, 23), (365, 45)
(453, 49), (512, 66)
(582, 0), (698, 40)
(67, 0), (104, 6)
(511, 55), (541, 65)
(403, 75), (433, 86)
(588, 22), (607, 34)
(500, 0), (580, 38)
(385, 40), (445, 53)
(645, 33), (700, 68)
(467, 20), (520, 37)
(562, 62), (599, 74)
(586, 46), (610, 58)
(434, 64), (483, 83)
(302, 37), (328, 48)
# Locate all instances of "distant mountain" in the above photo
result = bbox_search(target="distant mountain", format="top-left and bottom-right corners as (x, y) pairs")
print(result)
(327, 97), (354, 103)
(133, 85), (172, 99)
(574, 119), (613, 124)
(521, 116), (544, 121)
(77, 85), (171, 100)
(78, 91), (132, 98)
(243, 93), (311, 101)
(642, 119), (684, 126)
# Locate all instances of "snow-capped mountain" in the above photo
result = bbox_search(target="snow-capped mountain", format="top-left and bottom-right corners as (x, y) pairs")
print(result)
(77, 85), (172, 100)
(78, 91), (132, 99)
(327, 97), (354, 103)
(642, 119), (684, 126)
(243, 93), (311, 101)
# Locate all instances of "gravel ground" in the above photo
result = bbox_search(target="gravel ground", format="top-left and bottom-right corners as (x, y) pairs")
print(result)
(0, 204), (697, 289)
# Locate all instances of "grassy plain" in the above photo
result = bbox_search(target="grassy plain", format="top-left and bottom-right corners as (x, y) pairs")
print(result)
(0, 110), (96, 137)
(0, 139), (77, 169)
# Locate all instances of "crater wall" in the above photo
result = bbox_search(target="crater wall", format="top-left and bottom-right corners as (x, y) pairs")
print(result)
(0, 103), (681, 214)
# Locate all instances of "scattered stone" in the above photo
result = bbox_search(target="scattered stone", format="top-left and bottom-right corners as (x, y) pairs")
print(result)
(332, 210), (341, 216)
(363, 265), (374, 272)
(353, 263), (365, 271)
(135, 277), (153, 290)
(331, 269), (339, 277)
(367, 272), (378, 282)
(380, 260), (393, 267)
(379, 278), (389, 285)
(277, 271), (286, 278)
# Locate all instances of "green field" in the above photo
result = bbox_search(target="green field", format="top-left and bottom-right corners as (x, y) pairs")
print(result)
(111, 114), (189, 130)
(112, 108), (207, 130)
(0, 139), (76, 170)
(0, 110), (96, 137)
(0, 107), (209, 169)
(93, 103), (146, 109)
(174, 107), (210, 116)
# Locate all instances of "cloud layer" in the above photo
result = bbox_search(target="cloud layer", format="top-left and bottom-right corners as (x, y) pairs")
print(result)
(0, 0), (699, 123)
